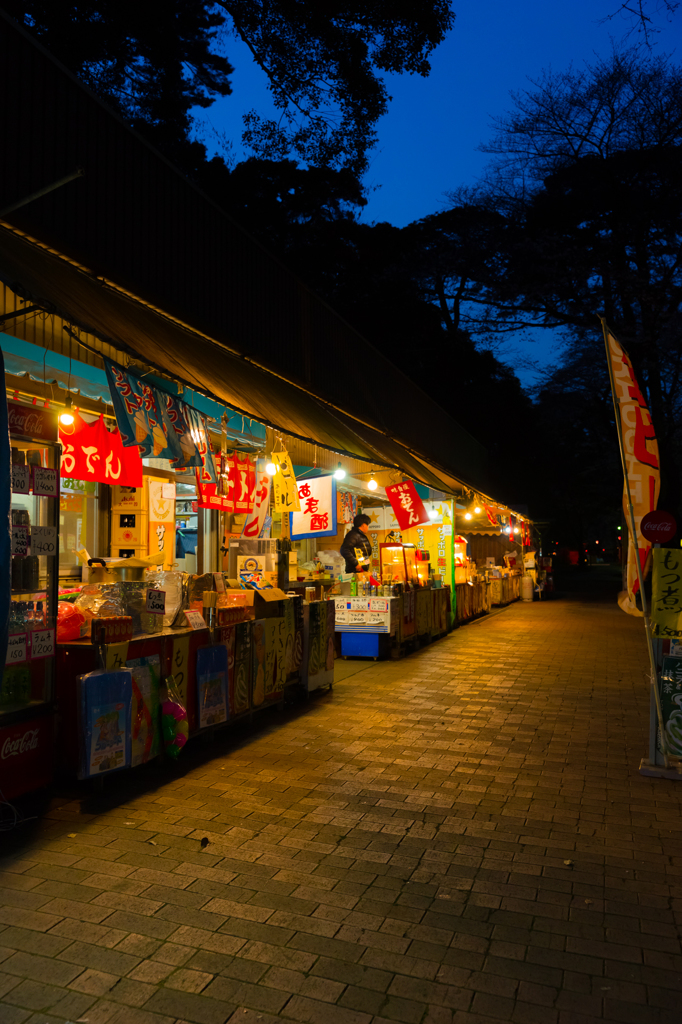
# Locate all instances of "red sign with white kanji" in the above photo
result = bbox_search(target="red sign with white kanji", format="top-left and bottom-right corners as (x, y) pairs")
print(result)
(385, 481), (430, 531)
(59, 412), (142, 487)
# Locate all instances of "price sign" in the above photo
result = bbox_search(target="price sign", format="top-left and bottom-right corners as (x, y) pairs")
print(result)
(30, 526), (57, 556)
(11, 525), (29, 556)
(11, 465), (30, 494)
(32, 466), (58, 496)
(369, 598), (389, 612)
(213, 573), (225, 593)
(6, 633), (27, 665)
(105, 641), (129, 671)
(31, 629), (55, 659)
(185, 609), (207, 630)
(146, 588), (166, 615)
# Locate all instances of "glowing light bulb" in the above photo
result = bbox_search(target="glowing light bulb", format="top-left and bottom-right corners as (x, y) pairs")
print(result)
(474, 506), (481, 514)
(59, 397), (74, 426)
(464, 512), (472, 521)
(367, 476), (378, 490)
(428, 509), (438, 520)
(266, 462), (277, 476)
(334, 462), (346, 480)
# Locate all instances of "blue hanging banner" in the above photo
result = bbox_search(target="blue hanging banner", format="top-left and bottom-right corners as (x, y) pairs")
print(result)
(104, 359), (213, 474)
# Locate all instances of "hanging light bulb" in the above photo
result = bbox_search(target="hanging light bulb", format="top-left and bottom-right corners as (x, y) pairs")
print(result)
(367, 474), (378, 491)
(334, 462), (346, 480)
(474, 506), (481, 514)
(266, 460), (277, 476)
(464, 512), (472, 521)
(428, 509), (438, 520)
(59, 396), (74, 426)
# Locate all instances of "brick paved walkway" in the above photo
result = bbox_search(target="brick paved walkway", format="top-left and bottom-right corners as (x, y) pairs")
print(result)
(2, 583), (682, 1024)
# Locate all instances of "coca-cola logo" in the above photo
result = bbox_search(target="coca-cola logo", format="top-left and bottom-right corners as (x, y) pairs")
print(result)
(1, 728), (40, 759)
(641, 510), (677, 543)
(7, 401), (56, 441)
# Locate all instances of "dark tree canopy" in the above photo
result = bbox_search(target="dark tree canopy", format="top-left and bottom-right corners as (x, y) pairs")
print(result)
(4, 0), (233, 168)
(7, 0), (455, 177)
(216, 0), (455, 174)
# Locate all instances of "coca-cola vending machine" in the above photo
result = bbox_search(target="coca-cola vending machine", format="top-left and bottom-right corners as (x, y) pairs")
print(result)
(0, 400), (60, 799)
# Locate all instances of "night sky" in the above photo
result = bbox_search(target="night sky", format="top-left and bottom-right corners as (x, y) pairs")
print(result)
(193, 0), (679, 382)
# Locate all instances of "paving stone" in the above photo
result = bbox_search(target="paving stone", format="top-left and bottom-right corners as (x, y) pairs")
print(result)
(3, 586), (682, 1024)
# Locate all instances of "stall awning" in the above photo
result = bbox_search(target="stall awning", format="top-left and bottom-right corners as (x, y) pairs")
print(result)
(0, 224), (475, 493)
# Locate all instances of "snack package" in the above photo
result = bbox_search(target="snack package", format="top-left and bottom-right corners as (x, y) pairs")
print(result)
(160, 675), (189, 759)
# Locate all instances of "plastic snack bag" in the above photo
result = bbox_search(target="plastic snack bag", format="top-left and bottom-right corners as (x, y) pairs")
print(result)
(160, 675), (189, 759)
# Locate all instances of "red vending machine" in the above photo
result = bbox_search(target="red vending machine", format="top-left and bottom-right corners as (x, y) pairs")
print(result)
(0, 401), (60, 799)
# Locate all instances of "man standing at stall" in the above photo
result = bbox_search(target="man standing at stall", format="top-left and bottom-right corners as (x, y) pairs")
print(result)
(341, 513), (372, 573)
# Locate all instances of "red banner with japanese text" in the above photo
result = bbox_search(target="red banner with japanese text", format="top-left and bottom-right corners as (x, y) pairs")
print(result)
(196, 453), (235, 511)
(59, 412), (142, 487)
(385, 480), (430, 532)
(605, 325), (661, 617)
(241, 460), (271, 538)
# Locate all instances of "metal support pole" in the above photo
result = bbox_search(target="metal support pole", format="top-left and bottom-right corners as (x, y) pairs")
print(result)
(0, 168), (84, 218)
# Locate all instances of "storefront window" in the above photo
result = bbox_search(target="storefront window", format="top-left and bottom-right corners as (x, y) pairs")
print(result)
(59, 477), (99, 573)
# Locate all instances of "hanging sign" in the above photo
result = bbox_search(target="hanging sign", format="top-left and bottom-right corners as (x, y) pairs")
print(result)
(11, 525), (29, 556)
(290, 475), (337, 540)
(242, 460), (272, 539)
(60, 412), (143, 488)
(196, 452), (234, 511)
(105, 359), (214, 474)
(30, 526), (57, 556)
(385, 481), (430, 531)
(32, 466), (57, 496)
(31, 629), (55, 660)
(272, 452), (300, 512)
(232, 455), (256, 514)
(6, 633), (27, 665)
(7, 400), (57, 442)
(11, 465), (30, 494)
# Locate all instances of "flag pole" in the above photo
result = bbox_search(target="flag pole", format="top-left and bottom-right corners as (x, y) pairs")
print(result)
(601, 318), (669, 767)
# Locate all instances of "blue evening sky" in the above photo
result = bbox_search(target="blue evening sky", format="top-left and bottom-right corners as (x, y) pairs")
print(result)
(193, 0), (679, 383)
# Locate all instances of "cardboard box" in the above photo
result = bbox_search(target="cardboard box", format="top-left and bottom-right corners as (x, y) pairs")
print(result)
(224, 587), (292, 620)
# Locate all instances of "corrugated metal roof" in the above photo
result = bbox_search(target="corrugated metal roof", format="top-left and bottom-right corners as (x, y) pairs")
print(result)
(0, 224), (469, 492)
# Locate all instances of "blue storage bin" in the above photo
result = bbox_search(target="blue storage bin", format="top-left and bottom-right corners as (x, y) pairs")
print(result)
(341, 632), (380, 658)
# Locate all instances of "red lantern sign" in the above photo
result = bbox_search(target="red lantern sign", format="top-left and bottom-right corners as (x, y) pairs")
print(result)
(59, 411), (143, 487)
(640, 510), (677, 544)
(385, 481), (430, 531)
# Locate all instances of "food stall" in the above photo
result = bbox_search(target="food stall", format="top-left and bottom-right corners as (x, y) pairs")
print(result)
(1, 331), (533, 790)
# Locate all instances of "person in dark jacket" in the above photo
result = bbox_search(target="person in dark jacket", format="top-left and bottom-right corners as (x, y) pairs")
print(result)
(340, 513), (373, 573)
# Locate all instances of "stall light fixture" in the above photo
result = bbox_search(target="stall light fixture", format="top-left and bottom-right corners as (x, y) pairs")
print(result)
(474, 506), (481, 514)
(367, 474), (378, 491)
(265, 461), (277, 476)
(505, 526), (512, 534)
(59, 396), (74, 426)
(514, 527), (520, 534)
(334, 462), (346, 480)
(464, 512), (472, 521)
(428, 509), (438, 520)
